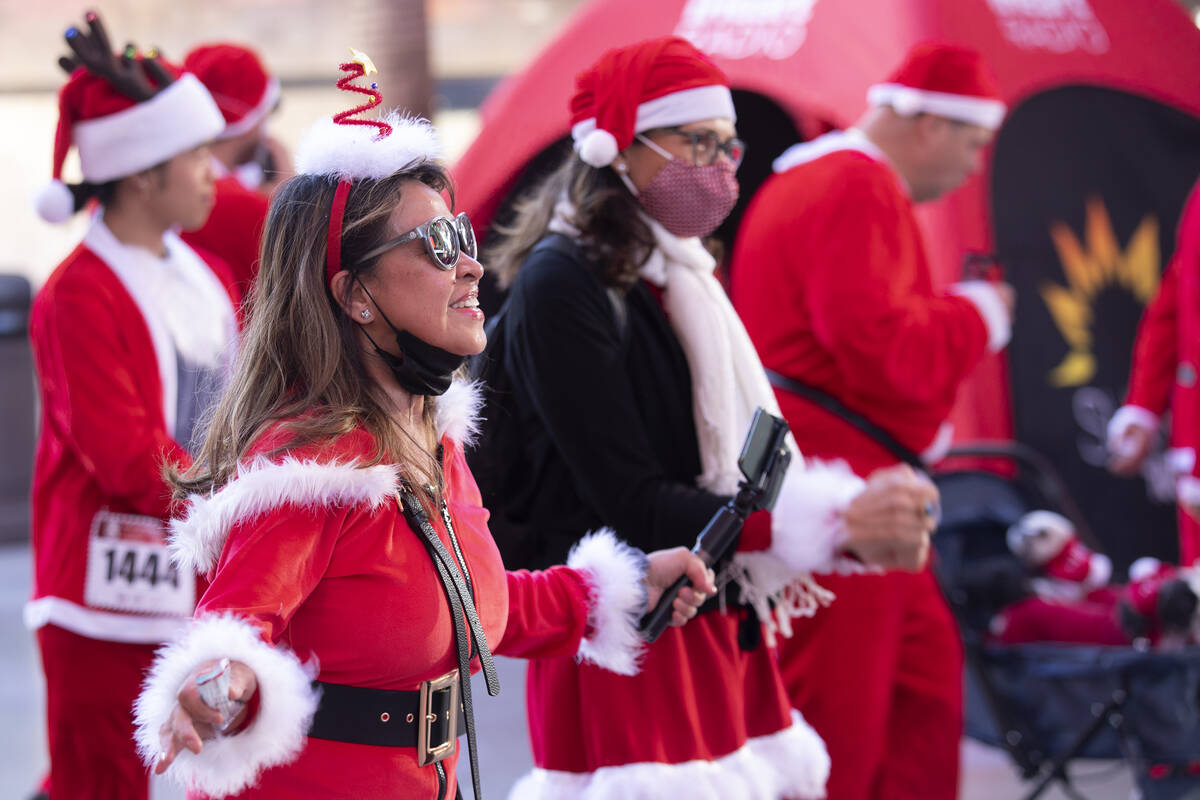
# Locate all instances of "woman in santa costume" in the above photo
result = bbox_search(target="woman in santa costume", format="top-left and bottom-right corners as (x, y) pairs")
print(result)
(182, 42), (288, 299)
(479, 36), (939, 799)
(26, 13), (237, 800)
(139, 53), (713, 800)
(1108, 175), (1200, 567)
(730, 43), (1013, 800)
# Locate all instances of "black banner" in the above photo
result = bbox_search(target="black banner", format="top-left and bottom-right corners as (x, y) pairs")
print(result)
(992, 85), (1200, 571)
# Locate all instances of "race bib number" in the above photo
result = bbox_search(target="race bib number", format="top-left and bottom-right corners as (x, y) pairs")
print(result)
(84, 510), (195, 617)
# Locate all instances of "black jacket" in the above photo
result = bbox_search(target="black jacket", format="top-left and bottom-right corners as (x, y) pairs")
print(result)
(473, 234), (729, 570)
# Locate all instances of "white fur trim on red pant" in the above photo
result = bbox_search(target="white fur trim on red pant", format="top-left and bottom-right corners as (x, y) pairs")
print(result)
(508, 710), (828, 799)
(950, 281), (1012, 352)
(134, 614), (319, 798)
(566, 529), (649, 677)
(169, 458), (399, 574)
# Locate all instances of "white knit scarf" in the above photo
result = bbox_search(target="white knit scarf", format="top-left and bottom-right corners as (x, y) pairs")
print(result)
(550, 200), (791, 493)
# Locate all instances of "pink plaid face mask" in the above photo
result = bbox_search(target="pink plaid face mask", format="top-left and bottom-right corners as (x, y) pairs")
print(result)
(629, 135), (740, 238)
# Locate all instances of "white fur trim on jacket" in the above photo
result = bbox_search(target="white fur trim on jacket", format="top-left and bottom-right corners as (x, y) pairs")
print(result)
(169, 458), (399, 575)
(730, 459), (867, 644)
(134, 614), (320, 798)
(1178, 475), (1200, 507)
(1107, 405), (1160, 446)
(295, 110), (442, 181)
(508, 709), (828, 800)
(436, 378), (483, 447)
(950, 281), (1011, 352)
(566, 529), (649, 676)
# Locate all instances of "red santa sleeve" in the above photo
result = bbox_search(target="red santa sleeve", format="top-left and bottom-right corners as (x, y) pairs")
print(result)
(804, 167), (994, 408)
(1118, 257), (1179, 426)
(30, 275), (191, 517)
(500, 530), (649, 675)
(135, 458), (397, 798)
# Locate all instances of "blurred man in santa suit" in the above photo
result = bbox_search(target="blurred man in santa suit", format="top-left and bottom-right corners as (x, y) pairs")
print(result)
(1108, 177), (1200, 566)
(731, 43), (1015, 799)
(181, 42), (288, 298)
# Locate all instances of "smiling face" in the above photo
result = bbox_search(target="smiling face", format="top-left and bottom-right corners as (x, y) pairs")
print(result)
(355, 180), (486, 357)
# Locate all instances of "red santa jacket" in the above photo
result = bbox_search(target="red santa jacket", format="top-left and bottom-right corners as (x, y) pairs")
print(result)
(182, 174), (270, 301)
(26, 220), (239, 643)
(1114, 178), (1200, 544)
(730, 132), (1008, 475)
(134, 384), (648, 799)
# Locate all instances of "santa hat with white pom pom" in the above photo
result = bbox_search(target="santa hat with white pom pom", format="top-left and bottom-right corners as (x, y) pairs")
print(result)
(569, 36), (735, 169)
(35, 57), (224, 224)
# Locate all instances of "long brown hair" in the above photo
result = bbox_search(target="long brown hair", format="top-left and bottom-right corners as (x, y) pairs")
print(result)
(168, 163), (453, 502)
(488, 150), (654, 290)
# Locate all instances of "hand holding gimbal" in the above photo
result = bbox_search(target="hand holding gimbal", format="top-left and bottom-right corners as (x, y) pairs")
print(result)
(639, 408), (792, 642)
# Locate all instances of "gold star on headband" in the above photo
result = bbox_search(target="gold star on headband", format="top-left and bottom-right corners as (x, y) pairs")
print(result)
(348, 47), (377, 76)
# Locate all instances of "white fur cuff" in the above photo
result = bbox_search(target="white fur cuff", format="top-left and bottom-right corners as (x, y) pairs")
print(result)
(1179, 475), (1200, 507)
(134, 614), (320, 798)
(950, 281), (1012, 352)
(567, 529), (648, 676)
(768, 459), (865, 574)
(1107, 405), (1159, 445)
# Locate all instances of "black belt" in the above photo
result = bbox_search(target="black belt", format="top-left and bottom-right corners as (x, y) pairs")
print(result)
(308, 674), (466, 755)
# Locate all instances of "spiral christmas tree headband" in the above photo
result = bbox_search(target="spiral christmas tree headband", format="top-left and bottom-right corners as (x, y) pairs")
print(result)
(293, 48), (442, 285)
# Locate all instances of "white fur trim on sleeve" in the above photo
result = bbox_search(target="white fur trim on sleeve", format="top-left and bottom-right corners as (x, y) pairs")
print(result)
(134, 614), (320, 798)
(950, 281), (1012, 352)
(436, 378), (483, 447)
(295, 111), (442, 181)
(1107, 405), (1159, 445)
(566, 529), (648, 676)
(1088, 553), (1113, 588)
(1178, 475), (1200, 507)
(729, 460), (867, 645)
(169, 458), (399, 575)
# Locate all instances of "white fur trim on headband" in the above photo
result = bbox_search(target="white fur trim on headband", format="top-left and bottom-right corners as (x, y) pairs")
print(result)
(295, 110), (442, 181)
(74, 74), (226, 183)
(436, 378), (483, 448)
(950, 281), (1012, 352)
(867, 83), (1006, 130)
(135, 614), (320, 798)
(566, 529), (648, 676)
(218, 77), (281, 140)
(169, 459), (400, 574)
(571, 84), (736, 166)
(508, 709), (829, 800)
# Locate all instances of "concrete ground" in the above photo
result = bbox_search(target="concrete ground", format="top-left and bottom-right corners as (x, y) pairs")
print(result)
(0, 542), (1136, 800)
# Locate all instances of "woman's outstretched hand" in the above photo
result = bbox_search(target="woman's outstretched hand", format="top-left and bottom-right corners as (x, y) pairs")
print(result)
(841, 464), (939, 572)
(155, 659), (257, 773)
(644, 548), (717, 627)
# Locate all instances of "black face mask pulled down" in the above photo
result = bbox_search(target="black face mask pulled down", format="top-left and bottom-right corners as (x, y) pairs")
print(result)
(355, 280), (465, 396)
(372, 326), (465, 397)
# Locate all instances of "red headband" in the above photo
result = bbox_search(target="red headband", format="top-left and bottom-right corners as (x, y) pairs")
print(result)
(326, 179), (352, 284)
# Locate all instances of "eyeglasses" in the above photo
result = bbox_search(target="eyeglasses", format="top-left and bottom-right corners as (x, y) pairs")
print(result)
(357, 211), (477, 271)
(647, 127), (746, 168)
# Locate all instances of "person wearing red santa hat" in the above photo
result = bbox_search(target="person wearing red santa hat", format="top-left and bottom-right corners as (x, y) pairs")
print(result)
(181, 42), (288, 299)
(138, 51), (714, 800)
(730, 42), (1016, 800)
(478, 35), (939, 799)
(1107, 177), (1200, 567)
(25, 13), (238, 800)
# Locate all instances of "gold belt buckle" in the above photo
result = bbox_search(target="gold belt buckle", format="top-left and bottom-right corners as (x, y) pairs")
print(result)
(416, 669), (460, 766)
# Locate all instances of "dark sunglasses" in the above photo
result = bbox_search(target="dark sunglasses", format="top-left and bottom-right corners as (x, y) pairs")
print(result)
(357, 211), (478, 271)
(653, 127), (746, 168)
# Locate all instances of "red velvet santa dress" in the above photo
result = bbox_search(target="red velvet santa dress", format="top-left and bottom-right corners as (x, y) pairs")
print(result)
(27, 48), (234, 799)
(133, 381), (656, 799)
(731, 44), (1010, 800)
(1110, 177), (1200, 566)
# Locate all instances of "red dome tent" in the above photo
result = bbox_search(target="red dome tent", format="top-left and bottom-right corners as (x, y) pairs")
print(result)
(454, 0), (1200, 568)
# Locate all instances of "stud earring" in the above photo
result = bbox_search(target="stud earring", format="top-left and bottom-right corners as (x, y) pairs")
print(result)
(614, 161), (627, 173)
(360, 309), (371, 320)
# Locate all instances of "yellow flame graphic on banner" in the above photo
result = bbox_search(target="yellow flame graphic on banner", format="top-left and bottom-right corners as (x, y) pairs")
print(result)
(1041, 197), (1160, 387)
